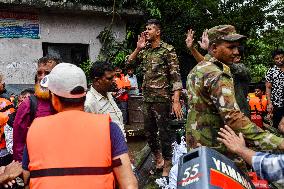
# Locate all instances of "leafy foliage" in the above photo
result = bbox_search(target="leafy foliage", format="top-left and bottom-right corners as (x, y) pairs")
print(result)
(245, 27), (284, 82)
(78, 59), (93, 83)
(74, 0), (284, 83)
(96, 27), (134, 68)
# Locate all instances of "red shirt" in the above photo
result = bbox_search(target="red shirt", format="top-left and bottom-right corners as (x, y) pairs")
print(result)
(13, 97), (54, 162)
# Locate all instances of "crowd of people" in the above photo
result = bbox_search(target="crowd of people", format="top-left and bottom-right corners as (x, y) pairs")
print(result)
(0, 18), (283, 189)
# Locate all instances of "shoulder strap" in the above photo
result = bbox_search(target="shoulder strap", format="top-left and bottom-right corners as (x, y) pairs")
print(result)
(0, 104), (14, 112)
(29, 95), (38, 124)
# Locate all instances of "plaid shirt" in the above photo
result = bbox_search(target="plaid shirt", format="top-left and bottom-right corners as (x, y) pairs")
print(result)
(252, 152), (284, 185)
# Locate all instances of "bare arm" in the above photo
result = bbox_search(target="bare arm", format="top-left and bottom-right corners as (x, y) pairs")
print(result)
(0, 168), (11, 185)
(279, 117), (284, 134)
(23, 170), (30, 189)
(113, 153), (138, 189)
(219, 125), (284, 183)
(189, 47), (204, 63)
(186, 29), (208, 63)
(265, 81), (273, 113)
(128, 48), (142, 64)
(0, 161), (23, 188)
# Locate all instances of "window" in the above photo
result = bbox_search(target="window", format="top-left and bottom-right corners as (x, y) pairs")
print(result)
(42, 43), (89, 65)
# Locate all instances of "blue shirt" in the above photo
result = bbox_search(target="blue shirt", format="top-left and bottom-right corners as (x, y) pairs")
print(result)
(252, 152), (284, 185)
(22, 122), (128, 170)
(126, 74), (139, 95)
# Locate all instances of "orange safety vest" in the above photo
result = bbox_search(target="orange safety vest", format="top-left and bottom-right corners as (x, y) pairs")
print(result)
(27, 110), (115, 189)
(114, 74), (131, 101)
(0, 98), (15, 149)
(0, 113), (8, 149)
(114, 74), (131, 89)
(248, 95), (267, 113)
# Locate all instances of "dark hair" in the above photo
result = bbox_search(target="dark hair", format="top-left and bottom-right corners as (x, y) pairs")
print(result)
(90, 61), (113, 80)
(238, 46), (244, 57)
(55, 86), (86, 108)
(255, 83), (265, 92)
(271, 49), (284, 59)
(38, 56), (61, 66)
(20, 88), (35, 96)
(47, 55), (61, 64)
(126, 64), (134, 70)
(146, 19), (161, 30)
(38, 57), (49, 65)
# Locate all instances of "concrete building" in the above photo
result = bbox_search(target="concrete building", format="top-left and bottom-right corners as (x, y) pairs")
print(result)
(0, 0), (141, 85)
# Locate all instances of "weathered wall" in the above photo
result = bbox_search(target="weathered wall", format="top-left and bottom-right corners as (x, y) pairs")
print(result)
(0, 12), (126, 84)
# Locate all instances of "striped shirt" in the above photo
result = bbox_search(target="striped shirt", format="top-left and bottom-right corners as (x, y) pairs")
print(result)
(252, 152), (284, 185)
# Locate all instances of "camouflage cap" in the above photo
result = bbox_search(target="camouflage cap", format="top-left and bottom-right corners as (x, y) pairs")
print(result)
(208, 25), (246, 42)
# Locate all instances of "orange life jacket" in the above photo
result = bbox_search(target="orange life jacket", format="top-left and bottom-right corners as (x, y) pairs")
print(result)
(114, 74), (131, 101)
(0, 113), (9, 149)
(248, 95), (267, 113)
(0, 98), (15, 149)
(27, 111), (115, 189)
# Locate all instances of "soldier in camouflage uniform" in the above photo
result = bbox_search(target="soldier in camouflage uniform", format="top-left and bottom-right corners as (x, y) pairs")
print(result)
(186, 25), (284, 159)
(186, 29), (251, 117)
(128, 19), (183, 177)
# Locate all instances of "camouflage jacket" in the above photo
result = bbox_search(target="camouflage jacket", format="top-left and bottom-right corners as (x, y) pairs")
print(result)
(137, 41), (183, 102)
(186, 54), (283, 154)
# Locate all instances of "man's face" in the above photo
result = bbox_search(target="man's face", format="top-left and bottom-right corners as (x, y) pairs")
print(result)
(17, 95), (24, 105)
(144, 24), (160, 42)
(36, 65), (51, 84)
(115, 68), (122, 77)
(127, 69), (134, 76)
(273, 54), (284, 66)
(36, 63), (56, 84)
(18, 93), (31, 105)
(255, 88), (262, 98)
(99, 71), (116, 92)
(212, 41), (240, 64)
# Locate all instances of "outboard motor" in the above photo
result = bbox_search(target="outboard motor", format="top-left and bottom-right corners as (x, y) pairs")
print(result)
(177, 147), (255, 189)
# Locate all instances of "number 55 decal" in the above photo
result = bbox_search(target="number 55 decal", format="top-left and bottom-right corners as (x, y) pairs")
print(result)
(182, 164), (200, 181)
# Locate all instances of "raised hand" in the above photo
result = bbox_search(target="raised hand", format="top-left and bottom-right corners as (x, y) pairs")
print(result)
(137, 32), (146, 50)
(198, 29), (209, 50)
(185, 29), (195, 49)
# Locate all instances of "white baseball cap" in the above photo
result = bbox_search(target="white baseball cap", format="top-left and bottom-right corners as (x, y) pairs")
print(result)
(40, 63), (87, 98)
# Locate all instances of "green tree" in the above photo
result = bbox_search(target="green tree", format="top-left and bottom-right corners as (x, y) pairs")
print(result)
(71, 0), (284, 82)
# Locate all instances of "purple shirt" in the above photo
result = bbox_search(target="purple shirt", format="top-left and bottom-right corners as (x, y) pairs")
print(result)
(13, 97), (54, 162)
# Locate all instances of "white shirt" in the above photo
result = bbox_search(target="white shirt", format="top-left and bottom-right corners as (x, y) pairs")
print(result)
(4, 124), (13, 154)
(84, 87), (126, 138)
(126, 74), (139, 95)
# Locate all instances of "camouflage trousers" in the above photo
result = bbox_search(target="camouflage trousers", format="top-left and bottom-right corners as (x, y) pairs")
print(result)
(142, 102), (175, 160)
